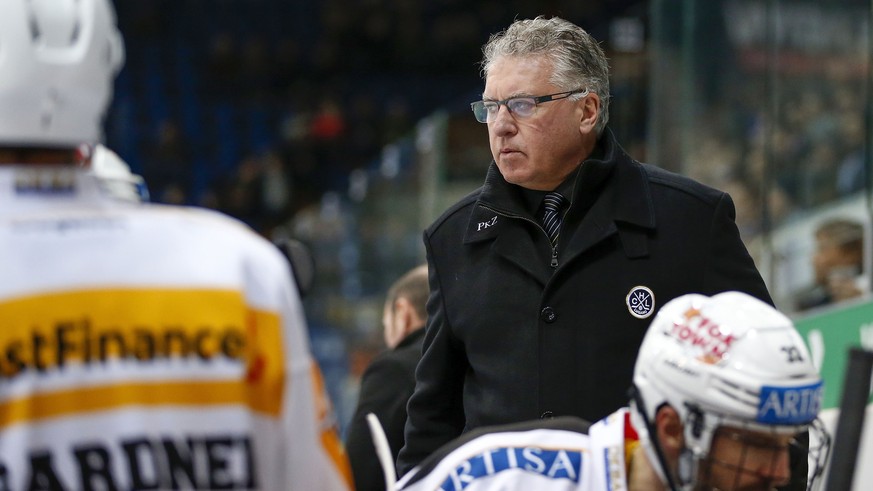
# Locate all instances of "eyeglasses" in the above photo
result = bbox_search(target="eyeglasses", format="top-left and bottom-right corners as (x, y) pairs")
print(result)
(470, 88), (588, 123)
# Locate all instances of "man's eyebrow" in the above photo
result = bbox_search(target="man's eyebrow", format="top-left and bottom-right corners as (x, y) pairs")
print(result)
(482, 92), (533, 101)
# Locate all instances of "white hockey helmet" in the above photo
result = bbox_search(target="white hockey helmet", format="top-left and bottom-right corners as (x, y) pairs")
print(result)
(89, 144), (148, 202)
(630, 291), (830, 490)
(0, 0), (124, 148)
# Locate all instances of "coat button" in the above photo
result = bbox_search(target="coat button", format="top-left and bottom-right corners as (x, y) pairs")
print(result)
(541, 411), (554, 419)
(540, 307), (556, 323)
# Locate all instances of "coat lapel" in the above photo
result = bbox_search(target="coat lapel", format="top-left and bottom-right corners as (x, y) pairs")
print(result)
(491, 225), (551, 285)
(463, 201), (552, 286)
(560, 152), (657, 268)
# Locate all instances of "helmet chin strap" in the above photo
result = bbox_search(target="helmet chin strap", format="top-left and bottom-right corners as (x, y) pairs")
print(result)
(678, 405), (706, 487)
(677, 448), (695, 485)
(629, 385), (683, 491)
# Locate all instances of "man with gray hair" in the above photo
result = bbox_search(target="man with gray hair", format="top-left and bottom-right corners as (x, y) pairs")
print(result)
(397, 15), (773, 482)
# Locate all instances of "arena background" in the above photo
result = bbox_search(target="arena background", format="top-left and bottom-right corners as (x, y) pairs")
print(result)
(104, 1), (872, 486)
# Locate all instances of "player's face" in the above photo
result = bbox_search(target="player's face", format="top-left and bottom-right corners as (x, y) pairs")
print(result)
(695, 426), (793, 491)
(483, 55), (589, 191)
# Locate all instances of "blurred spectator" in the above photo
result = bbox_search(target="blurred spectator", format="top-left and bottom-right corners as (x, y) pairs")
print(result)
(310, 96), (351, 193)
(272, 233), (317, 298)
(382, 97), (413, 143)
(311, 98), (346, 141)
(720, 176), (760, 241)
(143, 119), (193, 203)
(204, 31), (240, 100)
(239, 35), (272, 103)
(836, 113), (866, 197)
(271, 37), (302, 94)
(795, 217), (866, 311)
(346, 94), (383, 168)
(798, 141), (840, 207)
(217, 154), (263, 229)
(260, 151), (294, 231)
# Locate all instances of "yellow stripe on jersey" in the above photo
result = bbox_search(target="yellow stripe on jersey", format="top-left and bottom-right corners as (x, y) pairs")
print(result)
(311, 361), (354, 488)
(0, 288), (285, 424)
(0, 379), (274, 430)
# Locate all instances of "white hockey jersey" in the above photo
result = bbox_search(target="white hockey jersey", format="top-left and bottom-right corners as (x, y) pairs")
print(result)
(396, 409), (638, 491)
(0, 165), (352, 490)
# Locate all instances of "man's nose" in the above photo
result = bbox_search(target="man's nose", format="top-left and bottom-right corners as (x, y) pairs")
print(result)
(490, 104), (517, 134)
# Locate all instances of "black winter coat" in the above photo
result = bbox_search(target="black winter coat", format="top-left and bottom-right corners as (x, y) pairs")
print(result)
(397, 130), (772, 475)
(347, 329), (425, 491)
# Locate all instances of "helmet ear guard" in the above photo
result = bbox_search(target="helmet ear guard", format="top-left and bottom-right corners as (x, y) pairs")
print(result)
(677, 405), (705, 487)
(628, 385), (682, 491)
(676, 447), (694, 486)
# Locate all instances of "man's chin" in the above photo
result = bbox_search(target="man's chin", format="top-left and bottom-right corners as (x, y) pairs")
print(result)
(497, 168), (530, 186)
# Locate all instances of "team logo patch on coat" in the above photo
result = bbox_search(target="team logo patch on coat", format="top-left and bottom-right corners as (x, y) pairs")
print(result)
(626, 286), (654, 319)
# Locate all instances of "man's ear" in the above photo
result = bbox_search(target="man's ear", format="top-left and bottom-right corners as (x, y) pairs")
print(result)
(655, 405), (685, 463)
(393, 297), (415, 336)
(578, 92), (600, 133)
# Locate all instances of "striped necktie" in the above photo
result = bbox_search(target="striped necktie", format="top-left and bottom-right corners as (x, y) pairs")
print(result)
(541, 192), (567, 247)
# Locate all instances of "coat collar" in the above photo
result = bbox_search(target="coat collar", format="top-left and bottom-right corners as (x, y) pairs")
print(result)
(395, 327), (425, 351)
(463, 128), (656, 247)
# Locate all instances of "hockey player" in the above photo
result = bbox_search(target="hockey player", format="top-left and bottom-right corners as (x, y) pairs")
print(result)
(0, 1), (351, 489)
(395, 291), (831, 491)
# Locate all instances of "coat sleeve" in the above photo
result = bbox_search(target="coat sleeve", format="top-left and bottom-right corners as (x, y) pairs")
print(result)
(346, 356), (413, 491)
(705, 192), (773, 305)
(396, 233), (467, 477)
